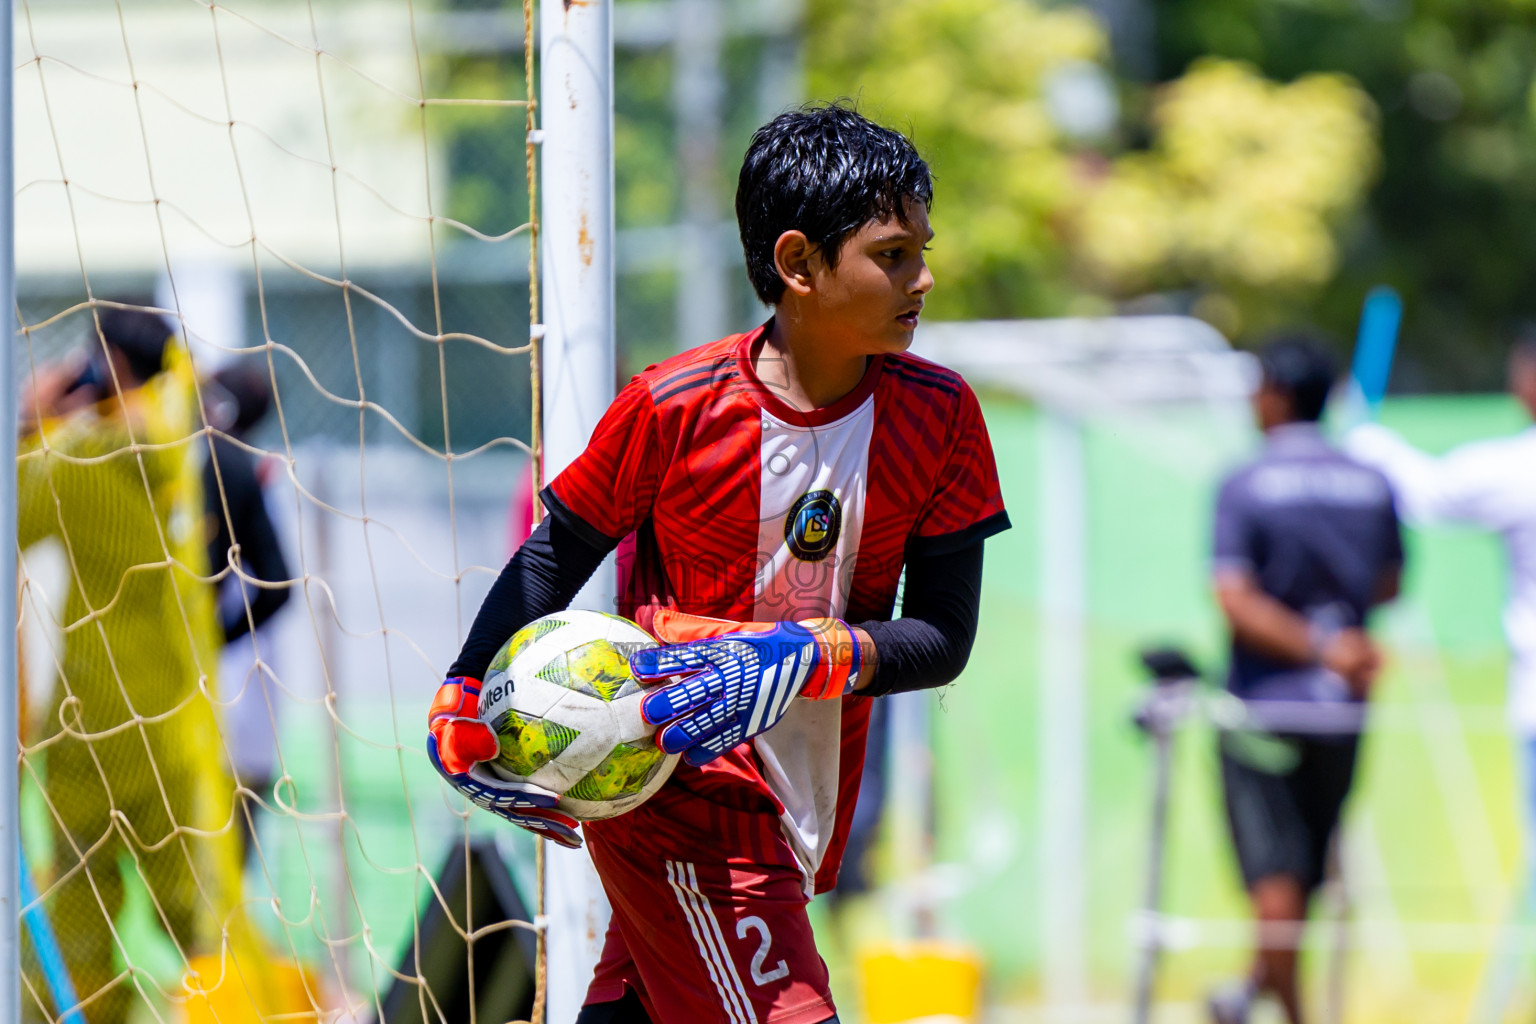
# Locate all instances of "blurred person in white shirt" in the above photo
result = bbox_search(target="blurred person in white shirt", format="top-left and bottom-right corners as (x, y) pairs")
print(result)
(1346, 333), (1536, 850)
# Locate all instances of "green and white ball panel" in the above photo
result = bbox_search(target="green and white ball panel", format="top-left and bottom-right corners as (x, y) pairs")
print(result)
(537, 639), (647, 702)
(487, 707), (578, 778)
(479, 610), (679, 821)
(534, 692), (635, 773)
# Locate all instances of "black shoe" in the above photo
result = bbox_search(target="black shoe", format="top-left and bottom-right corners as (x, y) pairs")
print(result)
(1206, 982), (1253, 1024)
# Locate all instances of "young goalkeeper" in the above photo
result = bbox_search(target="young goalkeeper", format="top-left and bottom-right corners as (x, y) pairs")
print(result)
(428, 104), (1010, 1024)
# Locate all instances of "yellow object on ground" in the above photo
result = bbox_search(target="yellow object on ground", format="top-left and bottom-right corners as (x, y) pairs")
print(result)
(180, 954), (320, 1024)
(18, 344), (243, 1024)
(858, 941), (984, 1024)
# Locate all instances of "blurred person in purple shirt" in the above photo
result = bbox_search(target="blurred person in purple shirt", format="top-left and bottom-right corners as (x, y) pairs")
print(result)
(1208, 335), (1404, 1024)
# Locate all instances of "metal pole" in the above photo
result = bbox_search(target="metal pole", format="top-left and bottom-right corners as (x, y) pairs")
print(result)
(0, 0), (19, 1019)
(1131, 706), (1176, 1024)
(539, 1), (615, 1020)
(1039, 409), (1088, 1013)
(540, 0), (615, 505)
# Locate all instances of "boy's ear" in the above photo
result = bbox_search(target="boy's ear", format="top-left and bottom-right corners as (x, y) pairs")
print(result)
(772, 230), (818, 298)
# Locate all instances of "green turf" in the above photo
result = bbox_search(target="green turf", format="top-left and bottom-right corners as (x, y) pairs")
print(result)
(918, 394), (1534, 1019)
(24, 393), (1533, 1021)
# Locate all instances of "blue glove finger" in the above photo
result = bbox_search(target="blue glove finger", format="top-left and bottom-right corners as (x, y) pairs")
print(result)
(657, 717), (701, 755)
(471, 793), (577, 839)
(656, 704), (736, 755)
(684, 747), (730, 767)
(490, 785), (562, 811)
(682, 722), (750, 765)
(641, 669), (724, 725)
(630, 644), (712, 682)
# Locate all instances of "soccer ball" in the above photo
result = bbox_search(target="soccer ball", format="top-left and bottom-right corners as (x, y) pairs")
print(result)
(478, 610), (678, 821)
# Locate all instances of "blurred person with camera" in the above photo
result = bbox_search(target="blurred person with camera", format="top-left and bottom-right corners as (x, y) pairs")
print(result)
(1207, 335), (1405, 1024)
(18, 303), (241, 1023)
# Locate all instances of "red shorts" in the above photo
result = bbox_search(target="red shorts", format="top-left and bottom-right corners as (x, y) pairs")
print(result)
(583, 798), (835, 1024)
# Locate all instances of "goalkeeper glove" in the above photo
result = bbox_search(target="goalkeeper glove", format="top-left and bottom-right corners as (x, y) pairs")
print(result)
(629, 614), (862, 767)
(427, 676), (582, 849)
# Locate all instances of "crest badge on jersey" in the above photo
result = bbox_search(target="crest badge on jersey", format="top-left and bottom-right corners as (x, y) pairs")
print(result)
(785, 490), (841, 562)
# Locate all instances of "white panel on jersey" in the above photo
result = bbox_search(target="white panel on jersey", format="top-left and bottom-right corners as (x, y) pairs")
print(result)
(751, 397), (875, 888)
(754, 398), (874, 619)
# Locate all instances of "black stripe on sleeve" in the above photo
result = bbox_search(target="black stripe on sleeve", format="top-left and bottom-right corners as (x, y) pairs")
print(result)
(652, 364), (737, 405)
(540, 485), (620, 551)
(883, 362), (962, 397)
(905, 509), (1011, 559)
(648, 364), (715, 401)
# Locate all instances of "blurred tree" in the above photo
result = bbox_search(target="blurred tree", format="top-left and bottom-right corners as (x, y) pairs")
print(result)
(812, 0), (1536, 389)
(1075, 60), (1379, 337)
(808, 0), (1379, 341)
(808, 0), (1110, 320)
(1152, 0), (1536, 389)
(435, 0), (1536, 391)
(435, 9), (677, 235)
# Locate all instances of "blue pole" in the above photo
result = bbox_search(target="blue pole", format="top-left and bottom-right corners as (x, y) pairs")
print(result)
(17, 845), (82, 1024)
(1347, 286), (1403, 423)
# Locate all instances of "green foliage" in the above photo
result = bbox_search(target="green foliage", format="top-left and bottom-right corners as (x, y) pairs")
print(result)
(431, 0), (532, 236)
(1154, 0), (1536, 387)
(811, 0), (1536, 386)
(808, 0), (1109, 320)
(1076, 60), (1379, 336)
(809, 0), (1383, 339)
(614, 49), (680, 229)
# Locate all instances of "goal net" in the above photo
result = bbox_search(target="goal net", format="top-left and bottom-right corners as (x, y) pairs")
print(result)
(12, 1), (550, 1021)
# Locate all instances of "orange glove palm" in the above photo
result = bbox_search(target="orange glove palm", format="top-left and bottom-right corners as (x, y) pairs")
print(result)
(427, 676), (582, 848)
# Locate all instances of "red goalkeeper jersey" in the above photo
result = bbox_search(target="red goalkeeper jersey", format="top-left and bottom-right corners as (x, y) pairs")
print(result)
(544, 323), (1008, 893)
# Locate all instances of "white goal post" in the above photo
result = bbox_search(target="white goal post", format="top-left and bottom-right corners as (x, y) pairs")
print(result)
(537, 0), (618, 1020)
(2, 1), (20, 1022)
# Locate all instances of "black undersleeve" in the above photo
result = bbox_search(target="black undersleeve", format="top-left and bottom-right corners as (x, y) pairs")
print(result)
(447, 509), (985, 698)
(857, 539), (984, 696)
(446, 514), (614, 680)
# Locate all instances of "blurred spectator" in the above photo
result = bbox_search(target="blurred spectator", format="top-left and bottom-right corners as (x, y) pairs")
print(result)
(1347, 335), (1536, 885)
(18, 304), (241, 1024)
(203, 362), (291, 861)
(1207, 335), (1404, 1024)
(830, 696), (889, 902)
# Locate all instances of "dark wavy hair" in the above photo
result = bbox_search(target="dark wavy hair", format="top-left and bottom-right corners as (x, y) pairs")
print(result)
(96, 304), (173, 383)
(735, 103), (933, 305)
(1258, 333), (1338, 423)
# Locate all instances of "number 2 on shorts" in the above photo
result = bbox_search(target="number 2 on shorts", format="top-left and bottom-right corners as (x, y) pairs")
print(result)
(737, 915), (789, 985)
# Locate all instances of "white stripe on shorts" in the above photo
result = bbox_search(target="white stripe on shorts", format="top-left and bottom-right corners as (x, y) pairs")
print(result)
(682, 861), (757, 1022)
(666, 860), (756, 1024)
